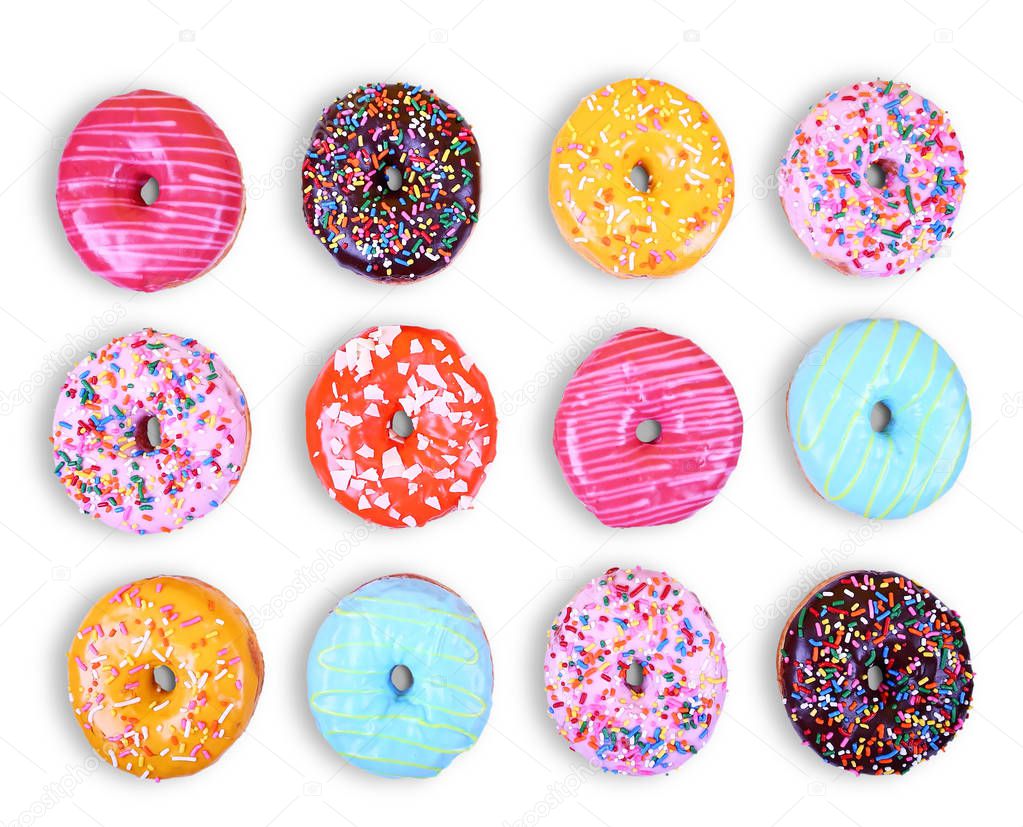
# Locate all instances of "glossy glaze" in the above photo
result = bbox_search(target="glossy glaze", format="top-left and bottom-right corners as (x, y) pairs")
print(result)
(68, 576), (263, 780)
(56, 89), (245, 291)
(545, 566), (727, 775)
(549, 78), (734, 277)
(307, 574), (493, 778)
(554, 327), (742, 527)
(51, 328), (250, 534)
(787, 318), (970, 519)
(778, 570), (973, 774)
(305, 325), (497, 528)
(778, 80), (965, 277)
(302, 82), (481, 282)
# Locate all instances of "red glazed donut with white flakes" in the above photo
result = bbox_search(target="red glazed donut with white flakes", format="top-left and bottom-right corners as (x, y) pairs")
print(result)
(305, 325), (497, 528)
(554, 327), (742, 527)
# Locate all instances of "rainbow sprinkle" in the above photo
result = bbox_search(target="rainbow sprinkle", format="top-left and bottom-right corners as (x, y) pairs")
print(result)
(545, 566), (727, 775)
(778, 79), (966, 277)
(50, 329), (249, 534)
(302, 82), (481, 282)
(778, 570), (973, 774)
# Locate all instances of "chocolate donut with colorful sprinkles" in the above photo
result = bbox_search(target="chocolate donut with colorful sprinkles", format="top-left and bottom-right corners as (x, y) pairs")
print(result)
(777, 570), (973, 774)
(302, 82), (482, 282)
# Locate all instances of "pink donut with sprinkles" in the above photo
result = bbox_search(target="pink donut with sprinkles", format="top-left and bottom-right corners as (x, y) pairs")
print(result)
(553, 327), (742, 527)
(51, 329), (250, 534)
(545, 566), (728, 776)
(778, 79), (965, 277)
(56, 89), (245, 291)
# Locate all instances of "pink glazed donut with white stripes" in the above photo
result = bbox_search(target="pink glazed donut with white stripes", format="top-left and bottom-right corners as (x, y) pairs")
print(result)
(56, 89), (244, 292)
(553, 327), (742, 527)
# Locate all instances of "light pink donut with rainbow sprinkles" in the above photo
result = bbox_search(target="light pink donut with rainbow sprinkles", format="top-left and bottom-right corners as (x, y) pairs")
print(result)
(545, 566), (727, 775)
(51, 329), (250, 535)
(778, 79), (965, 277)
(56, 89), (245, 292)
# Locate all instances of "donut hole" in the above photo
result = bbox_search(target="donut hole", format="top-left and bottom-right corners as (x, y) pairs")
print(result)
(870, 401), (892, 433)
(383, 165), (403, 192)
(153, 664), (177, 693)
(635, 419), (662, 444)
(629, 163), (651, 193)
(390, 409), (415, 439)
(866, 664), (884, 692)
(389, 664), (414, 694)
(134, 413), (162, 452)
(865, 162), (887, 190)
(625, 661), (645, 693)
(140, 175), (160, 206)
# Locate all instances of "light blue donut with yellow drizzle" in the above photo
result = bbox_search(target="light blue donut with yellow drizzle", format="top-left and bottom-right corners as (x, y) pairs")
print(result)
(307, 575), (493, 778)
(787, 318), (970, 519)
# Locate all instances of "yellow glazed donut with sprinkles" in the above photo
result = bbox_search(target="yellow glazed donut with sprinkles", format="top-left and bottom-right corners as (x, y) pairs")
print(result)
(549, 77), (734, 278)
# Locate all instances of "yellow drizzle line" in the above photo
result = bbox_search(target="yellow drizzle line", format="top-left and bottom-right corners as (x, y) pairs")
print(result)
(312, 675), (487, 718)
(862, 438), (895, 517)
(823, 421), (874, 502)
(876, 367), (955, 518)
(797, 322), (876, 452)
(307, 702), (482, 738)
(893, 328), (922, 381)
(324, 730), (470, 755)
(933, 423), (972, 501)
(426, 682), (489, 718)
(351, 595), (478, 623)
(906, 395), (970, 515)
(329, 751), (443, 774)
(822, 321), (899, 501)
(894, 340), (938, 414)
(792, 325), (845, 448)
(314, 642), (387, 675)
(329, 611), (480, 666)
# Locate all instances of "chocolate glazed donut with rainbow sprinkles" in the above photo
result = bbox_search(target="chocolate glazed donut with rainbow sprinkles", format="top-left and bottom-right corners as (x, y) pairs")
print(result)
(778, 570), (973, 774)
(302, 82), (482, 282)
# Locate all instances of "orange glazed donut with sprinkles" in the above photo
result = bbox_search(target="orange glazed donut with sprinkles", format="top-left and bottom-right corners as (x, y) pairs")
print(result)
(68, 575), (263, 780)
(549, 78), (734, 278)
(306, 325), (497, 528)
(302, 82), (481, 282)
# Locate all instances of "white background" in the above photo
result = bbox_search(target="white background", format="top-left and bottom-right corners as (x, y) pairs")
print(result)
(0, 0), (1019, 824)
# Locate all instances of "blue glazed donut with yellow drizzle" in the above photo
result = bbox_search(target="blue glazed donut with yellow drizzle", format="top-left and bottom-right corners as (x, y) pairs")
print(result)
(307, 574), (493, 778)
(787, 318), (970, 519)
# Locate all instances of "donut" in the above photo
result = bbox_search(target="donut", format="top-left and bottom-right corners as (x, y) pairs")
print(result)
(51, 328), (250, 534)
(305, 324), (497, 528)
(778, 79), (965, 277)
(549, 78), (734, 278)
(302, 82), (481, 282)
(307, 573), (493, 778)
(545, 566), (727, 775)
(56, 89), (245, 292)
(787, 318), (970, 519)
(68, 575), (263, 780)
(553, 326), (742, 527)
(777, 570), (973, 774)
